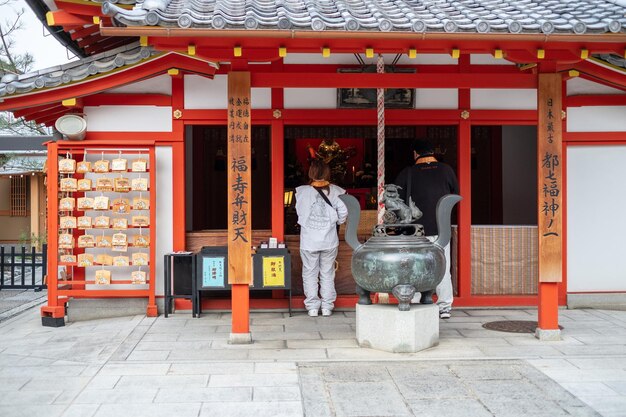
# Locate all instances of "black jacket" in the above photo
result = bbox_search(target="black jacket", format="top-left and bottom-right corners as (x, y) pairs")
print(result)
(394, 161), (459, 236)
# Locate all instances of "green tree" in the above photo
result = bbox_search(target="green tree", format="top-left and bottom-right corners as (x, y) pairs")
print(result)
(0, 0), (48, 135)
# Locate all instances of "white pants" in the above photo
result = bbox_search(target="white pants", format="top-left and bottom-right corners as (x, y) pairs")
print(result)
(414, 236), (453, 313)
(300, 247), (338, 311)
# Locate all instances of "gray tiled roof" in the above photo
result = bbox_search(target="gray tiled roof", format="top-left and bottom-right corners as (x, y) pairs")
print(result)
(0, 43), (156, 98)
(102, 0), (626, 34)
(597, 53), (626, 68)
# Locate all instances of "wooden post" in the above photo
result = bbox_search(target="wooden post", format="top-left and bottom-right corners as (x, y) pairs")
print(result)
(536, 73), (562, 340)
(228, 72), (252, 342)
(29, 174), (40, 245)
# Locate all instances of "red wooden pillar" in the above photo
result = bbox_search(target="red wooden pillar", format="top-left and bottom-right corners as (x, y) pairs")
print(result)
(456, 62), (472, 301)
(41, 141), (65, 322)
(457, 119), (472, 300)
(536, 73), (563, 341)
(270, 60), (285, 301)
(270, 119), (284, 239)
(271, 59), (285, 241)
(171, 73), (186, 251)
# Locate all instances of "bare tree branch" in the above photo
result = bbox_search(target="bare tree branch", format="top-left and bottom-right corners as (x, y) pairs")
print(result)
(0, 0), (48, 135)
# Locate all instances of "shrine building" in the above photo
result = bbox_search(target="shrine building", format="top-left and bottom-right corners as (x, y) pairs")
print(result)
(1, 0), (626, 339)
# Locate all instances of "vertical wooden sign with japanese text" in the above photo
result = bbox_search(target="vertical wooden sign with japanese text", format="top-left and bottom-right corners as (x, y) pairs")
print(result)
(227, 72), (252, 284)
(538, 73), (562, 283)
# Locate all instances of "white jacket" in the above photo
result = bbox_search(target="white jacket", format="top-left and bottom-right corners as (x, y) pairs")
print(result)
(295, 184), (348, 251)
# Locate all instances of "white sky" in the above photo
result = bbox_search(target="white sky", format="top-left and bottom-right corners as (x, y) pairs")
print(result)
(1, 0), (77, 71)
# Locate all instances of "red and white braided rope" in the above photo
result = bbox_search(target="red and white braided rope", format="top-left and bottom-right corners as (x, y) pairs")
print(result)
(376, 54), (385, 225)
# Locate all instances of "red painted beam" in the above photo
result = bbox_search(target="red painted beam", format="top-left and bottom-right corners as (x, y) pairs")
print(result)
(83, 36), (133, 55)
(12, 103), (64, 119)
(215, 64), (523, 75)
(144, 34), (625, 56)
(574, 59), (626, 89)
(83, 94), (172, 106)
(566, 94), (626, 107)
(34, 108), (71, 126)
(46, 10), (92, 26)
(172, 293), (546, 311)
(250, 72), (537, 88)
(179, 108), (536, 126)
(77, 34), (107, 49)
(54, 1), (117, 17)
(70, 25), (99, 41)
(564, 132), (626, 142)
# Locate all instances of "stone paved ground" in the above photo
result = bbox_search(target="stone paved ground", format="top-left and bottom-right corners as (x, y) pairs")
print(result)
(299, 361), (598, 417)
(0, 289), (46, 321)
(0, 307), (624, 417)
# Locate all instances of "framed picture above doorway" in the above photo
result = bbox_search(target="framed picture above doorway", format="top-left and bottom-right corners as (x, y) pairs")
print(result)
(337, 66), (415, 109)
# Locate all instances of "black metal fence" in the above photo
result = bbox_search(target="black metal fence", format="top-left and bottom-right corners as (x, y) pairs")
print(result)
(0, 245), (47, 291)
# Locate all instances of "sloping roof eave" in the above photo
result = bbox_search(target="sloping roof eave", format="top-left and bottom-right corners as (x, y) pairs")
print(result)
(0, 51), (219, 112)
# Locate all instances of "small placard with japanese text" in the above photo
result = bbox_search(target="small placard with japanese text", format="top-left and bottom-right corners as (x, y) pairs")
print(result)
(262, 256), (285, 287)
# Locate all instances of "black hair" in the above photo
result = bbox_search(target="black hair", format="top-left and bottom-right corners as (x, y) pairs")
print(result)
(411, 139), (434, 156)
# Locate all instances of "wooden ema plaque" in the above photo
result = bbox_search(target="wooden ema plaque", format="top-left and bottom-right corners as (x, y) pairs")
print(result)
(537, 73), (563, 283)
(227, 72), (252, 285)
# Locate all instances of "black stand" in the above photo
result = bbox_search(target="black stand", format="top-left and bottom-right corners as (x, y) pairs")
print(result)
(42, 317), (65, 327)
(164, 253), (197, 317)
(252, 248), (292, 317)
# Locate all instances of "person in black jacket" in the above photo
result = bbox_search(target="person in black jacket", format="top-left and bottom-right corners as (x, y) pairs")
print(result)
(395, 139), (459, 319)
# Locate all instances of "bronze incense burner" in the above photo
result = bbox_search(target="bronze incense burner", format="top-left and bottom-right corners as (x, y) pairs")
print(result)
(339, 193), (461, 311)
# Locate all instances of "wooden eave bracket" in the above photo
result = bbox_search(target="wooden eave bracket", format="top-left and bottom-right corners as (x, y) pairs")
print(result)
(62, 97), (84, 109)
(46, 10), (92, 27)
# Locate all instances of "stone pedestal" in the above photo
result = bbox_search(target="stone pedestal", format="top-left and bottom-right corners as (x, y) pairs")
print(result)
(229, 332), (252, 344)
(535, 328), (562, 341)
(356, 303), (439, 353)
(67, 298), (147, 322)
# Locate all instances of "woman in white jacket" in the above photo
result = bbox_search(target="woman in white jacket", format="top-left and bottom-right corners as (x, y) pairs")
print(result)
(295, 159), (348, 317)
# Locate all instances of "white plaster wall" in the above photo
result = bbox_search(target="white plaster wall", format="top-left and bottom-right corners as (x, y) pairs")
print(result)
(84, 106), (172, 132)
(252, 88), (271, 109)
(567, 145), (626, 292)
(107, 74), (172, 95)
(471, 89), (537, 110)
(567, 106), (626, 132)
(567, 78), (626, 96)
(470, 54), (516, 66)
(184, 74), (270, 109)
(284, 88), (337, 108)
(185, 74), (227, 109)
(155, 146), (173, 296)
(414, 89), (458, 109)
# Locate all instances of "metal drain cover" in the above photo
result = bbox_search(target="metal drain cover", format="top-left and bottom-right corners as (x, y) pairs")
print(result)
(482, 320), (563, 334)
